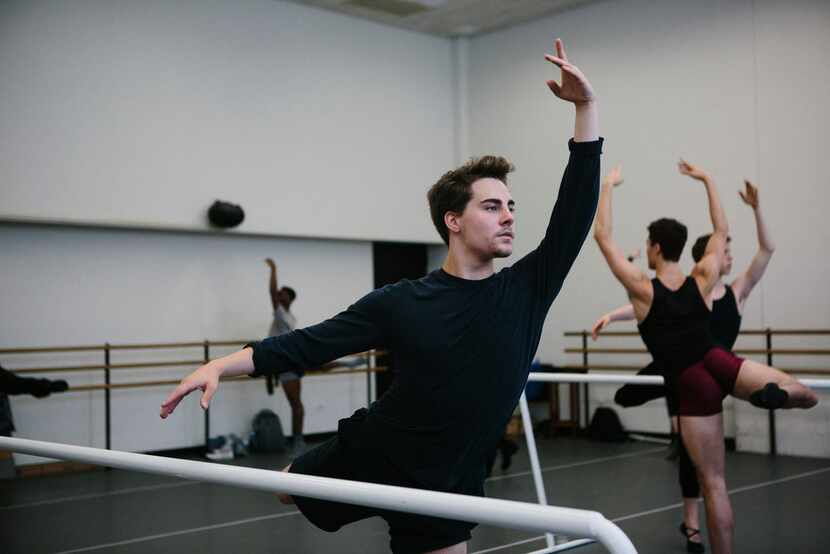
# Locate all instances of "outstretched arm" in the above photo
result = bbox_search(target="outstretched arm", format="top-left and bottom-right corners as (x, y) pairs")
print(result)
(265, 258), (279, 310)
(730, 180), (775, 305)
(591, 303), (636, 340)
(680, 160), (729, 295)
(0, 367), (68, 398)
(593, 166), (651, 311)
(161, 288), (389, 419)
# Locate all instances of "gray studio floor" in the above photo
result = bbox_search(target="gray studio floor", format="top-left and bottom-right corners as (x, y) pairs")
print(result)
(2, 436), (829, 554)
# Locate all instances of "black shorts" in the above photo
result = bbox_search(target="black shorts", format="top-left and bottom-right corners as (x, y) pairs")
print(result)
(289, 434), (482, 554)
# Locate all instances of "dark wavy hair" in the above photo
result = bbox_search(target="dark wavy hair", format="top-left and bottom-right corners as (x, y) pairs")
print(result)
(647, 218), (687, 262)
(427, 156), (515, 245)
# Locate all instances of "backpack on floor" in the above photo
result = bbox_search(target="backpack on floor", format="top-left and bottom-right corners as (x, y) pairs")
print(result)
(589, 406), (627, 442)
(250, 409), (287, 453)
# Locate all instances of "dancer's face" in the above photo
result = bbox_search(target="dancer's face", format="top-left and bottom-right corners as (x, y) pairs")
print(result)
(720, 241), (734, 276)
(278, 288), (294, 308)
(452, 178), (515, 259)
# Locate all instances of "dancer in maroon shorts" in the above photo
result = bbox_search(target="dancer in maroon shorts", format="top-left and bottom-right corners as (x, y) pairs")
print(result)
(592, 162), (817, 554)
(593, 178), (776, 552)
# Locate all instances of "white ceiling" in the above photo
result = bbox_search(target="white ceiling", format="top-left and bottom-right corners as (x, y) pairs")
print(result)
(282, 0), (602, 37)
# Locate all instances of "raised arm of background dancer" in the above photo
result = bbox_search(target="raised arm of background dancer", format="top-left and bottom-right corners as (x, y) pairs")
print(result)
(265, 258), (279, 310)
(680, 160), (728, 293)
(731, 180), (775, 305)
(591, 303), (636, 340)
(160, 290), (388, 419)
(593, 166), (651, 307)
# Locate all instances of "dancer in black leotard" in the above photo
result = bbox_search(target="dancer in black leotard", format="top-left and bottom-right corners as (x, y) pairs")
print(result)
(592, 162), (817, 554)
(593, 179), (775, 552)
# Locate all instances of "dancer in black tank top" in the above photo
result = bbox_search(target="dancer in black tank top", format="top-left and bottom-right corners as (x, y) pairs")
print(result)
(593, 161), (817, 554)
(592, 180), (776, 552)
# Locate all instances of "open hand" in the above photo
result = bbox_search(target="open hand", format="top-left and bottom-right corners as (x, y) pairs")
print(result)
(677, 159), (709, 182)
(738, 179), (759, 209)
(160, 364), (221, 419)
(544, 38), (595, 105)
(591, 314), (611, 341)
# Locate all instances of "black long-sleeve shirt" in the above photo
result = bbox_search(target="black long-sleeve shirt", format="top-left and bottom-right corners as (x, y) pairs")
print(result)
(249, 138), (603, 490)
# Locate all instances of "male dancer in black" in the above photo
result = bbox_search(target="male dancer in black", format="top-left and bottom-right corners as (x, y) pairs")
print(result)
(592, 161), (816, 554)
(161, 39), (601, 554)
(593, 171), (775, 552)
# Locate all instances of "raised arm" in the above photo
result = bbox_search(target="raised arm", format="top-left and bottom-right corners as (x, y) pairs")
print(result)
(545, 38), (598, 142)
(265, 258), (279, 310)
(730, 180), (775, 305)
(510, 39), (602, 301)
(161, 289), (389, 419)
(591, 303), (636, 340)
(680, 160), (729, 296)
(593, 166), (652, 313)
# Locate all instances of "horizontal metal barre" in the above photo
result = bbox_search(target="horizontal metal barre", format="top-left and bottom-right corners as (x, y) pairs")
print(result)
(528, 372), (830, 389)
(529, 373), (663, 385)
(564, 329), (830, 337)
(0, 437), (636, 554)
(557, 365), (830, 375)
(565, 348), (830, 356)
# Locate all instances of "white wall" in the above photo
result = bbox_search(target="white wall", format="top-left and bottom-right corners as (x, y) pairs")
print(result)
(1, 223), (375, 464)
(466, 0), (830, 453)
(3, 0), (828, 463)
(0, 0), (452, 244)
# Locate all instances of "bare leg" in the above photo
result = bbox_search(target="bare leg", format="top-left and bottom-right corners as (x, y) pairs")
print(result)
(680, 414), (733, 554)
(677, 419), (703, 545)
(425, 542), (467, 554)
(282, 378), (305, 439)
(733, 359), (818, 409)
(278, 463), (294, 504)
(682, 498), (702, 544)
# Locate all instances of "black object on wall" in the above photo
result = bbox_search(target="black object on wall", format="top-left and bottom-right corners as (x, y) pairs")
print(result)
(372, 242), (428, 399)
(207, 200), (245, 228)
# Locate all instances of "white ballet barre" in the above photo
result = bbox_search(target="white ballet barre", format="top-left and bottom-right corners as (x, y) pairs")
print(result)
(526, 372), (830, 388)
(0, 436), (636, 554)
(518, 371), (830, 553)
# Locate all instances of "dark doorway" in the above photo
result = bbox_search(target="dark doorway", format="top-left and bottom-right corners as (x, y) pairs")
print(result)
(372, 242), (428, 399)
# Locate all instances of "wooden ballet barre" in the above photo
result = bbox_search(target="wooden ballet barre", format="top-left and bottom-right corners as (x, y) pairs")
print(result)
(732, 348), (830, 356)
(56, 367), (389, 393)
(565, 347), (648, 354)
(0, 344), (107, 354)
(68, 380), (182, 392)
(11, 360), (207, 374)
(9, 353), (386, 375)
(0, 341), (386, 356)
(558, 364), (643, 371)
